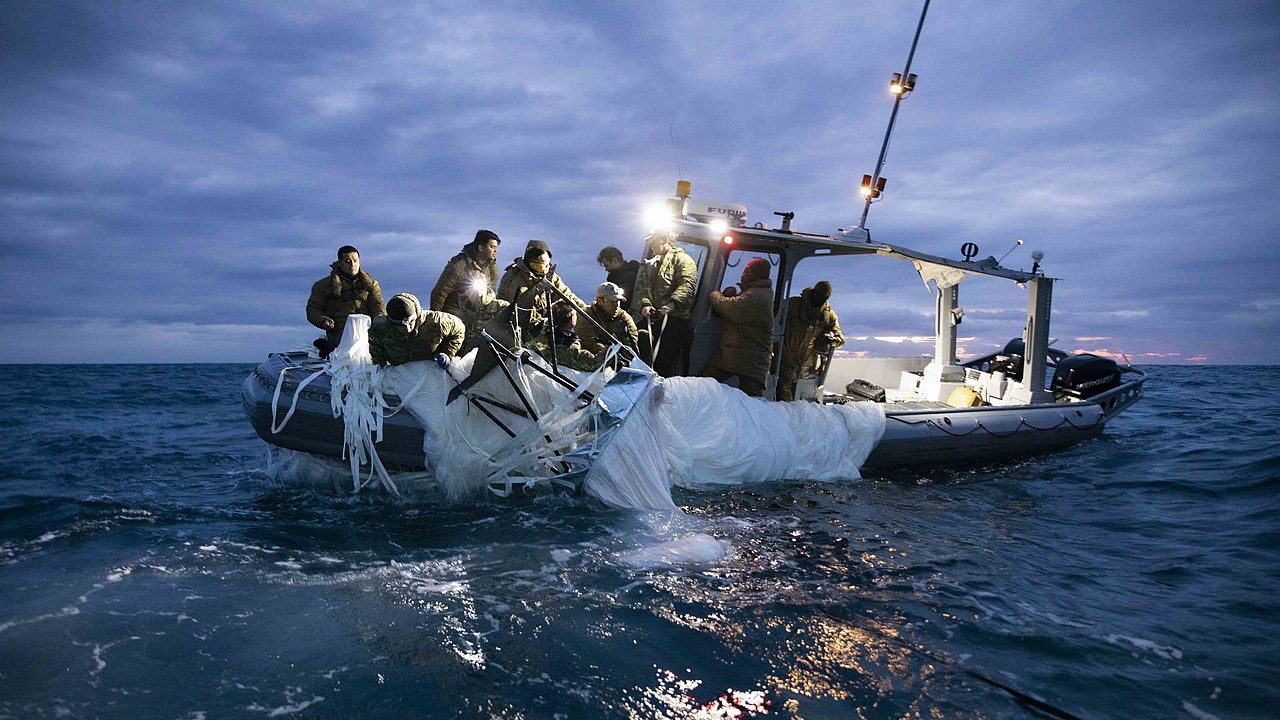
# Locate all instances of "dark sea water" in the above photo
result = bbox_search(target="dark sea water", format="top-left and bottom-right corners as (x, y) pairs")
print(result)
(1, 364), (1276, 719)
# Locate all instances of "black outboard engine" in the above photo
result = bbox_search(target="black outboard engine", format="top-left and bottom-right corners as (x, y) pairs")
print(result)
(1051, 353), (1121, 399)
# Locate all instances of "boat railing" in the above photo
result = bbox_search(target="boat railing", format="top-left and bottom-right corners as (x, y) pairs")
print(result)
(1087, 369), (1146, 418)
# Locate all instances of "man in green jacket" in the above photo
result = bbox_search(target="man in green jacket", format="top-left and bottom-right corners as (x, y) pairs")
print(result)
(307, 245), (385, 356)
(704, 258), (775, 397)
(530, 303), (605, 373)
(430, 229), (501, 316)
(777, 281), (845, 402)
(455, 282), (511, 355)
(496, 240), (586, 331)
(369, 293), (465, 367)
(633, 230), (698, 377)
(576, 282), (638, 355)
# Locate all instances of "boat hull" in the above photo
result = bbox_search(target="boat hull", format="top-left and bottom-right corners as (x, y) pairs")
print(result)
(242, 353), (1144, 473)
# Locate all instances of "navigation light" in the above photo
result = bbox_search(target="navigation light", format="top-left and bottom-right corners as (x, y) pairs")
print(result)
(722, 234), (735, 246)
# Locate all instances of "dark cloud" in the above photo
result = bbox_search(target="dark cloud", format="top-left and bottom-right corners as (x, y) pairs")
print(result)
(1, 1), (1277, 363)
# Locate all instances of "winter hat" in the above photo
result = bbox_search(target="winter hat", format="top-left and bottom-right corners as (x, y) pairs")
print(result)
(741, 257), (772, 283)
(812, 280), (833, 304)
(473, 229), (501, 245)
(523, 239), (552, 260)
(596, 281), (626, 301)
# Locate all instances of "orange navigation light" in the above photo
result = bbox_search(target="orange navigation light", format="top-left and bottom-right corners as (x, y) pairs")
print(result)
(675, 180), (692, 198)
(722, 233), (735, 246)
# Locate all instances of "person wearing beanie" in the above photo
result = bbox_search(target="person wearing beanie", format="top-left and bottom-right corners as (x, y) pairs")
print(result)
(430, 229), (502, 316)
(368, 292), (465, 367)
(596, 246), (641, 313)
(576, 281), (639, 355)
(495, 240), (586, 330)
(703, 257), (776, 397)
(777, 281), (845, 401)
(307, 245), (385, 357)
(633, 229), (698, 376)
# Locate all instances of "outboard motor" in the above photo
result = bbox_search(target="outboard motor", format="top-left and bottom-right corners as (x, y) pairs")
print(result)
(1051, 353), (1121, 399)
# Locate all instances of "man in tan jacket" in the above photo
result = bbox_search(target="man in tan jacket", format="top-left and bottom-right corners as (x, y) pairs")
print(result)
(704, 258), (775, 397)
(633, 230), (698, 376)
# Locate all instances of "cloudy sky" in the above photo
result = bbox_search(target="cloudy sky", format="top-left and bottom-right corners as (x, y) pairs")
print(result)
(2, 1), (1276, 364)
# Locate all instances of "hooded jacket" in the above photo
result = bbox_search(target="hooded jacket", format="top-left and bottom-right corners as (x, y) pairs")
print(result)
(369, 293), (465, 367)
(633, 246), (697, 320)
(496, 258), (587, 315)
(307, 263), (385, 340)
(430, 243), (500, 315)
(779, 288), (845, 382)
(706, 276), (775, 384)
(576, 301), (639, 354)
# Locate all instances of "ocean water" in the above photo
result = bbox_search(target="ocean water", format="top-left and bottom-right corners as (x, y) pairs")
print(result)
(0, 363), (1276, 719)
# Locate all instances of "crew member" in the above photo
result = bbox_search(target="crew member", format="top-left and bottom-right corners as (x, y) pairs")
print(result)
(455, 281), (511, 355)
(369, 293), (464, 367)
(596, 246), (641, 312)
(496, 240), (586, 328)
(577, 282), (638, 355)
(633, 230), (697, 377)
(306, 245), (385, 357)
(430, 229), (501, 315)
(778, 281), (845, 402)
(703, 258), (775, 397)
(530, 303), (602, 373)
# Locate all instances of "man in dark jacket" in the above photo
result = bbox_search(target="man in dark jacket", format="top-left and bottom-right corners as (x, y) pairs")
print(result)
(778, 281), (845, 402)
(307, 245), (385, 356)
(369, 293), (465, 367)
(597, 246), (641, 313)
(430, 229), (501, 316)
(703, 258), (775, 397)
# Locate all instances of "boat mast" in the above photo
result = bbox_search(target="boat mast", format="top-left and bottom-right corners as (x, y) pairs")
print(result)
(858, 0), (931, 229)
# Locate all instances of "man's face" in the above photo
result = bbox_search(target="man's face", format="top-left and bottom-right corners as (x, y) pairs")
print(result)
(478, 239), (499, 264)
(601, 257), (622, 272)
(338, 251), (360, 276)
(527, 252), (551, 275)
(597, 296), (618, 314)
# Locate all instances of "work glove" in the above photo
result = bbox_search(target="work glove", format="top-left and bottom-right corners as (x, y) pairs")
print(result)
(721, 286), (739, 298)
(434, 353), (450, 369)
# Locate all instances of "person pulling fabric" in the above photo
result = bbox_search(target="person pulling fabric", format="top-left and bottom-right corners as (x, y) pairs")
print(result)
(633, 230), (697, 377)
(577, 282), (639, 355)
(307, 245), (385, 357)
(530, 303), (604, 373)
(777, 281), (845, 402)
(703, 257), (775, 397)
(497, 240), (586, 332)
(369, 293), (464, 367)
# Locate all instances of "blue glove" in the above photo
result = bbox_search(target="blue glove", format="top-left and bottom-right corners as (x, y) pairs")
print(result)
(434, 353), (450, 369)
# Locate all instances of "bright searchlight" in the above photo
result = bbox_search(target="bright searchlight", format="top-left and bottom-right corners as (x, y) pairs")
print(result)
(708, 218), (729, 235)
(644, 203), (673, 231)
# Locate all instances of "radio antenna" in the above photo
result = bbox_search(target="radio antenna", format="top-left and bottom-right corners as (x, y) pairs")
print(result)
(857, 0), (931, 229)
(668, 116), (683, 180)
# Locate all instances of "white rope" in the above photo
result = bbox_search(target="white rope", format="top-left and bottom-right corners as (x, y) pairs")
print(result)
(647, 313), (669, 365)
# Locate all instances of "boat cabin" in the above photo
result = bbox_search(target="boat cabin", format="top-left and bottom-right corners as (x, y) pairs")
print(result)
(645, 187), (1067, 407)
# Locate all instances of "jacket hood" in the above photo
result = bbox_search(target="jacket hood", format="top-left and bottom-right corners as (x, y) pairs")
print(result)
(387, 292), (426, 333)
